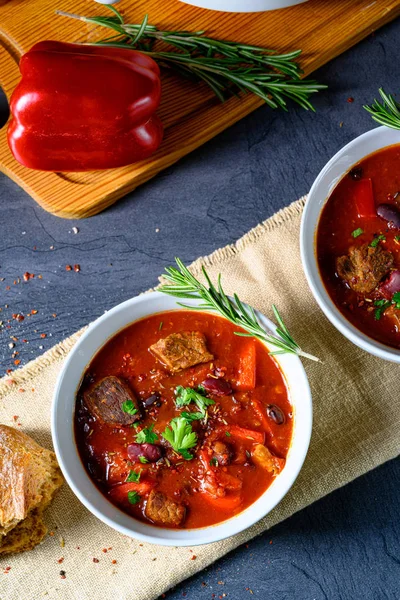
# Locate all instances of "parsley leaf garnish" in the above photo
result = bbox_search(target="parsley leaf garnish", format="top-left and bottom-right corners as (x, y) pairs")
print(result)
(393, 291), (400, 309)
(225, 431), (232, 437)
(210, 457), (218, 467)
(374, 299), (391, 320)
(370, 234), (386, 248)
(139, 456), (149, 464)
(126, 469), (141, 483)
(161, 416), (198, 460)
(121, 399), (138, 415)
(180, 411), (204, 422)
(175, 386), (215, 417)
(351, 228), (363, 238)
(135, 423), (158, 444)
(127, 490), (141, 505)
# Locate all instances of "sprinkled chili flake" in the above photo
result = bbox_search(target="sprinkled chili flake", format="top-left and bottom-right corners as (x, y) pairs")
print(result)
(111, 559), (117, 564)
(12, 313), (25, 322)
(92, 558), (99, 563)
(40, 333), (47, 338)
(57, 557), (64, 564)
(347, 97), (354, 103)
(14, 360), (20, 366)
(190, 555), (197, 560)
(65, 265), (72, 271)
(23, 272), (35, 281)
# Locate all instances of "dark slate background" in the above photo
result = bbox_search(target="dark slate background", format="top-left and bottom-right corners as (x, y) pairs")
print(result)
(1, 18), (399, 600)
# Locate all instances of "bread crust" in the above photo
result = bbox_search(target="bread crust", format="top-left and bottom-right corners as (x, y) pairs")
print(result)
(0, 425), (63, 555)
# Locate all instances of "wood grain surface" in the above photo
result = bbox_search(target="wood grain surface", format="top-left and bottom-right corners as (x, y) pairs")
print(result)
(0, 0), (399, 218)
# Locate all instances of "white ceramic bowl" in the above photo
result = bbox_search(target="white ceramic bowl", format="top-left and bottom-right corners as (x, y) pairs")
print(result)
(301, 126), (400, 363)
(52, 291), (312, 546)
(179, 0), (307, 13)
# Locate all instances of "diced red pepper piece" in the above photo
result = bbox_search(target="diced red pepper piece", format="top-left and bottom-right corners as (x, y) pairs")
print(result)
(108, 481), (154, 505)
(235, 341), (256, 391)
(353, 178), (376, 218)
(200, 491), (242, 510)
(205, 424), (265, 446)
(251, 398), (274, 437)
(8, 41), (163, 171)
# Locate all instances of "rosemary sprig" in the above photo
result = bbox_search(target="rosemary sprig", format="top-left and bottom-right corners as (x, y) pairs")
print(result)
(159, 258), (319, 362)
(364, 88), (400, 130)
(56, 6), (326, 111)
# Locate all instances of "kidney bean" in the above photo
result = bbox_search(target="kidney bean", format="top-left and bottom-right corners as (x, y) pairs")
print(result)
(378, 269), (400, 299)
(377, 203), (400, 229)
(127, 443), (162, 463)
(266, 404), (285, 425)
(201, 377), (232, 396)
(144, 392), (161, 408)
(349, 166), (363, 181)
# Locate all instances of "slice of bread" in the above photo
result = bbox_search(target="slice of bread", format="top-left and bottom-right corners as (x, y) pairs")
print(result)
(0, 425), (63, 555)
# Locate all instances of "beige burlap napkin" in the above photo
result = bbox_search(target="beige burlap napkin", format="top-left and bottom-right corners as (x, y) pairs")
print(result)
(1, 197), (399, 600)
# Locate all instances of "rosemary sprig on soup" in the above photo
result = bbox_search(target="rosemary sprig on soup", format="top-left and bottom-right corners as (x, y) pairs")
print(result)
(159, 258), (319, 362)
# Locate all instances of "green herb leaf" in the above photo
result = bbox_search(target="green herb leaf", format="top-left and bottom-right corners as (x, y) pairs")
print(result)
(161, 416), (198, 460)
(127, 490), (141, 505)
(135, 423), (158, 444)
(392, 291), (400, 309)
(370, 234), (386, 248)
(180, 411), (205, 422)
(374, 299), (391, 320)
(121, 399), (138, 415)
(159, 321), (163, 330)
(395, 235), (400, 242)
(126, 470), (141, 483)
(225, 431), (232, 437)
(56, 7), (326, 112)
(351, 228), (364, 238)
(364, 88), (400, 130)
(175, 386), (215, 417)
(158, 258), (320, 362)
(139, 456), (149, 464)
(210, 457), (218, 467)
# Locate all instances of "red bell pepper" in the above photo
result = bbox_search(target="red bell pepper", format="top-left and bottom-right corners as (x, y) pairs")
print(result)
(8, 41), (163, 171)
(353, 178), (376, 218)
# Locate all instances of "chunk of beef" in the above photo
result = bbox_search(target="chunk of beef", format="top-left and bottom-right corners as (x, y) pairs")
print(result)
(150, 331), (213, 373)
(336, 243), (393, 294)
(251, 444), (285, 475)
(212, 441), (232, 466)
(145, 490), (185, 527)
(84, 376), (141, 426)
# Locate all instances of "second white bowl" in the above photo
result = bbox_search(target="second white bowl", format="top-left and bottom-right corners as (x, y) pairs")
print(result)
(300, 125), (400, 363)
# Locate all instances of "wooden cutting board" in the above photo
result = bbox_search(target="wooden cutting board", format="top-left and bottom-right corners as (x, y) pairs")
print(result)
(0, 0), (399, 218)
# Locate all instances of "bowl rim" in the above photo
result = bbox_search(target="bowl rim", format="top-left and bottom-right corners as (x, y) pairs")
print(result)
(300, 125), (400, 363)
(51, 290), (312, 546)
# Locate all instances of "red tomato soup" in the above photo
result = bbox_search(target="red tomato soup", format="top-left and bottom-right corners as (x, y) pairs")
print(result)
(75, 310), (293, 529)
(317, 144), (400, 349)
